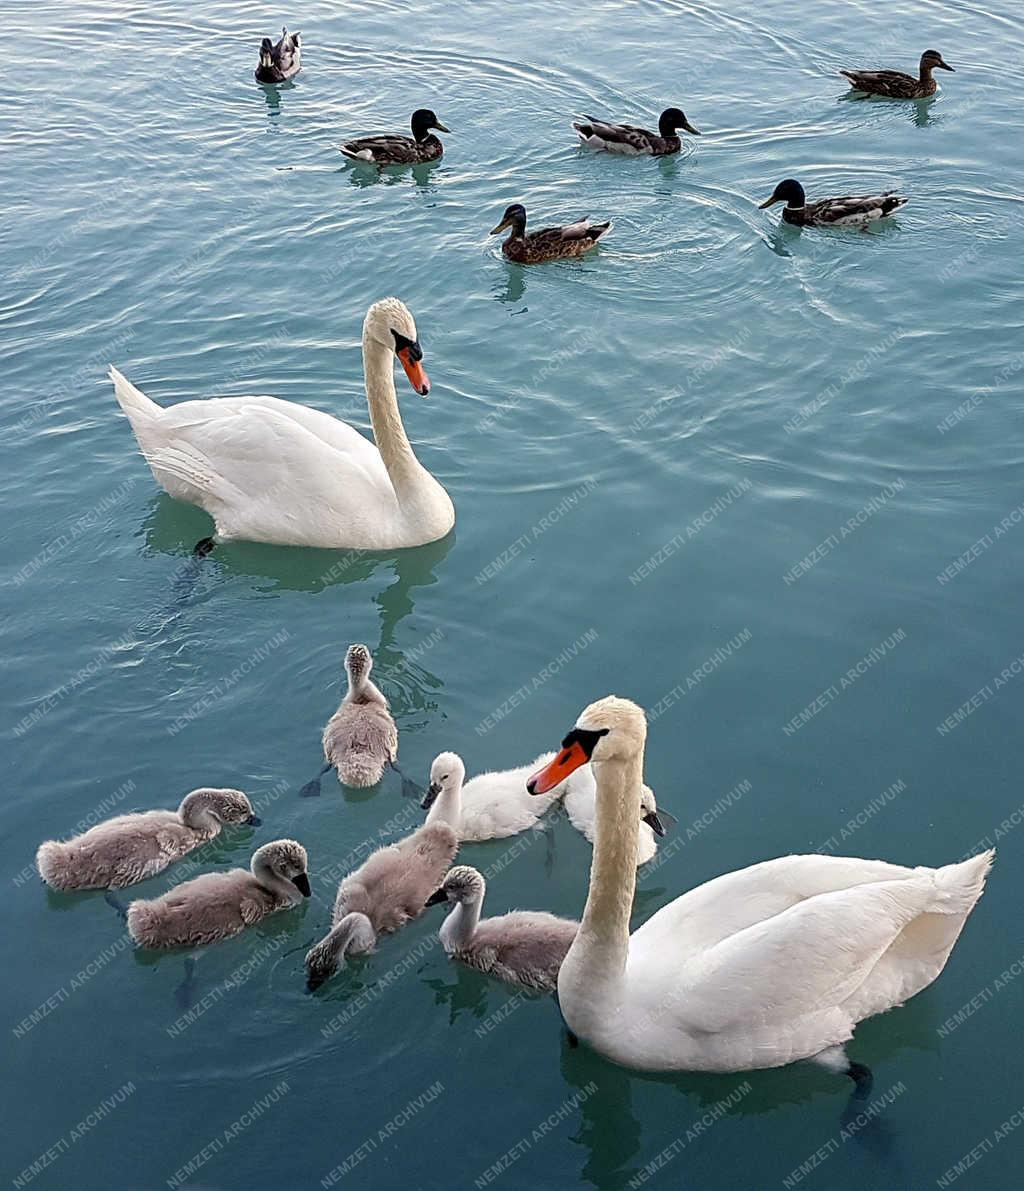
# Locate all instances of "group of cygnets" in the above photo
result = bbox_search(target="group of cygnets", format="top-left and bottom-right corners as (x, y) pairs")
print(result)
(36, 643), (668, 996)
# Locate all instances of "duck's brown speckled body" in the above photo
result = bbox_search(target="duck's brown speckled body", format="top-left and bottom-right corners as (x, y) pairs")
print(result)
(841, 49), (954, 99)
(490, 204), (612, 264)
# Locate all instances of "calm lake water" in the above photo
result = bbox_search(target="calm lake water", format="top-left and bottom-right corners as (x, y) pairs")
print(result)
(3, 1), (1023, 1188)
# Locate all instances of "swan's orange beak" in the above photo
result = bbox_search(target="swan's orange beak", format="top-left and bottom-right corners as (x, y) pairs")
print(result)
(398, 346), (430, 396)
(527, 743), (588, 795)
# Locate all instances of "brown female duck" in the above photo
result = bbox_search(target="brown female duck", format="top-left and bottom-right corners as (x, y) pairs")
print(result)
(841, 49), (954, 99)
(489, 204), (612, 264)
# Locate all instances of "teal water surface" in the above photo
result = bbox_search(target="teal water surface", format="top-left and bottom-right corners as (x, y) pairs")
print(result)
(3, 1), (1024, 1189)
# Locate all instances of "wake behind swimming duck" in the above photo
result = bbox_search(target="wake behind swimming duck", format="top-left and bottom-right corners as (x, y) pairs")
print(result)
(759, 179), (907, 228)
(841, 49), (954, 99)
(255, 27), (301, 84)
(573, 107), (700, 155)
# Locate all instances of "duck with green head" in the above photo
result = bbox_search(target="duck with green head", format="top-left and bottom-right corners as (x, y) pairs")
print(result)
(759, 179), (907, 228)
(339, 109), (451, 166)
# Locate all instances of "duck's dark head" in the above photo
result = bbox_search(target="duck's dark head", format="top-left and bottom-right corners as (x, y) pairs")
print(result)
(411, 109), (451, 141)
(759, 179), (806, 210)
(490, 203), (527, 236)
(921, 49), (953, 73)
(659, 107), (700, 137)
(258, 37), (274, 67)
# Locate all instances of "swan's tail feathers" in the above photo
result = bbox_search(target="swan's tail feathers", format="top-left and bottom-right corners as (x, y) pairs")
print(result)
(110, 366), (162, 428)
(305, 913), (375, 990)
(126, 899), (159, 947)
(931, 849), (994, 915)
(36, 841), (70, 890)
(337, 754), (387, 789)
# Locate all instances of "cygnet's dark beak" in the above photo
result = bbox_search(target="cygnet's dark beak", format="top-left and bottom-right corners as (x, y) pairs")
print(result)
(246, 814), (262, 827)
(424, 887), (447, 908)
(421, 781), (441, 811)
(642, 811), (667, 837)
(292, 872), (312, 897)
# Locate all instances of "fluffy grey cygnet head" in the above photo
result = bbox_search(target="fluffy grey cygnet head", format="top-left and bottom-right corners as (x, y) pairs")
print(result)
(179, 787), (260, 829)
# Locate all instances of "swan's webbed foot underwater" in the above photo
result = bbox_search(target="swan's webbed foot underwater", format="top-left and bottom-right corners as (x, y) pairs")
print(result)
(389, 759), (422, 800)
(847, 1060), (874, 1100)
(192, 537), (216, 558)
(299, 763), (332, 798)
(174, 955), (200, 1010)
(104, 890), (129, 923)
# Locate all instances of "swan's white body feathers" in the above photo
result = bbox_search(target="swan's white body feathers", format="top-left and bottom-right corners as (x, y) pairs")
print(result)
(562, 849), (993, 1072)
(109, 300), (454, 550)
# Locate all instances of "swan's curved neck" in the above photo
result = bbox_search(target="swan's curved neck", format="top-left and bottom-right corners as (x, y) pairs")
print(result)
(573, 752), (643, 974)
(362, 335), (421, 494)
(440, 894), (481, 952)
(346, 671), (383, 704)
(252, 859), (299, 904)
(426, 778), (461, 831)
(179, 792), (222, 834)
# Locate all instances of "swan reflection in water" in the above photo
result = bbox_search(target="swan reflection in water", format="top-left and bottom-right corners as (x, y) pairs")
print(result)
(136, 498), (454, 727)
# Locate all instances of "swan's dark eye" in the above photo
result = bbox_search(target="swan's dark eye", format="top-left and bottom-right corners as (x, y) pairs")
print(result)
(391, 329), (422, 361)
(441, 774), (449, 781)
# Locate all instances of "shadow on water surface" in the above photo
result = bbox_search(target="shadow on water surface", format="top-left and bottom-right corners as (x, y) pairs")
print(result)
(342, 160), (442, 191)
(134, 495), (454, 714)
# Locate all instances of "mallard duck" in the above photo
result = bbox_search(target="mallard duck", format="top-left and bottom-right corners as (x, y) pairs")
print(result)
(840, 49), (953, 99)
(759, 179), (907, 228)
(572, 107), (700, 155)
(254, 27), (301, 84)
(489, 204), (612, 264)
(339, 109), (451, 166)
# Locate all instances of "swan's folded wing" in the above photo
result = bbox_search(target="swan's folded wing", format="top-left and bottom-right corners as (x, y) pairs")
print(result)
(659, 876), (936, 1034)
(634, 853), (915, 958)
(149, 398), (394, 512)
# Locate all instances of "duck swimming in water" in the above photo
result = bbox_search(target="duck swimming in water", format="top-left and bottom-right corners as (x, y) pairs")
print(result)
(573, 107), (700, 155)
(489, 204), (612, 264)
(339, 109), (451, 166)
(759, 179), (907, 228)
(841, 49), (954, 99)
(255, 28), (301, 84)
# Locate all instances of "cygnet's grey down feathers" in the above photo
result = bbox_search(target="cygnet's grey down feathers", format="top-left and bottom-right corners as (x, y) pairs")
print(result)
(428, 865), (578, 992)
(322, 644), (399, 788)
(127, 839), (309, 948)
(36, 787), (258, 890)
(305, 823), (458, 988)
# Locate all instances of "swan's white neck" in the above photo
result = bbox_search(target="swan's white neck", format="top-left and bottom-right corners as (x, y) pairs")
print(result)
(562, 752), (643, 996)
(426, 777), (462, 831)
(362, 335), (422, 495)
(440, 894), (481, 952)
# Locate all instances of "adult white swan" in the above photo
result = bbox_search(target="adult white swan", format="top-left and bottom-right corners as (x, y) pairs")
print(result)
(527, 695), (993, 1082)
(108, 298), (454, 551)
